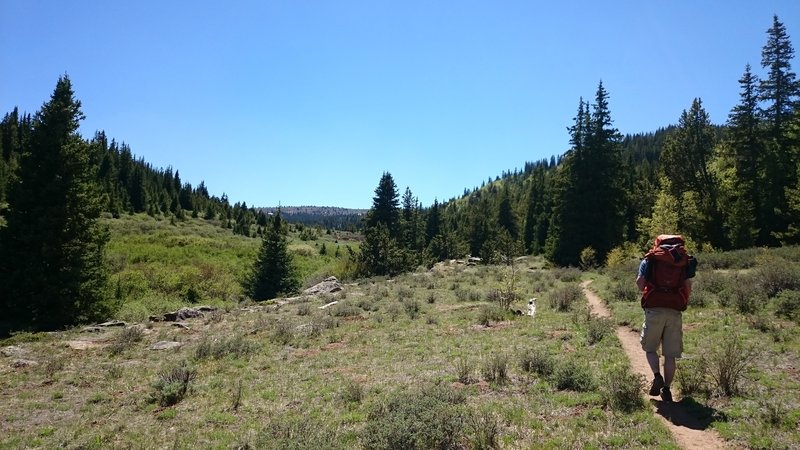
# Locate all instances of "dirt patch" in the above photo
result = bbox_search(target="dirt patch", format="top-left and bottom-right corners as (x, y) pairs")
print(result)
(582, 280), (729, 450)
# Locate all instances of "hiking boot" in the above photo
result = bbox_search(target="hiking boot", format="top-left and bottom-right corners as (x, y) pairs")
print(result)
(661, 387), (673, 403)
(649, 373), (664, 396)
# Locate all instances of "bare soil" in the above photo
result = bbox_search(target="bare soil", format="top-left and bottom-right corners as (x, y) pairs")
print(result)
(582, 280), (731, 450)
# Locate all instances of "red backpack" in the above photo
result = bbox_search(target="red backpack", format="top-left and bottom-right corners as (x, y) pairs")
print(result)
(641, 235), (695, 311)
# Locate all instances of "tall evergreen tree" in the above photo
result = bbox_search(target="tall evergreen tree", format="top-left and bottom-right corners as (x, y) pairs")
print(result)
(759, 15), (799, 244)
(722, 64), (762, 247)
(365, 172), (400, 238)
(661, 98), (724, 246)
(245, 211), (299, 300)
(0, 75), (110, 332)
(545, 82), (625, 265)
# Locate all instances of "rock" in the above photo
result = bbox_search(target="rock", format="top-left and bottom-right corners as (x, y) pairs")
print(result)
(1, 345), (27, 358)
(98, 320), (127, 327)
(319, 301), (339, 310)
(81, 326), (103, 333)
(66, 340), (103, 350)
(151, 341), (183, 350)
(303, 276), (343, 296)
(10, 359), (38, 368)
(172, 322), (190, 330)
(197, 306), (217, 312)
(163, 307), (204, 322)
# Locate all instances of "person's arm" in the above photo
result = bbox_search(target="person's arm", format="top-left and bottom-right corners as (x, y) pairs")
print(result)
(636, 259), (647, 291)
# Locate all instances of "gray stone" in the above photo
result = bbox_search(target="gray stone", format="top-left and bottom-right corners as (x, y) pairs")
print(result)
(151, 341), (183, 350)
(303, 276), (343, 296)
(98, 320), (127, 327)
(10, 359), (38, 368)
(1, 345), (27, 358)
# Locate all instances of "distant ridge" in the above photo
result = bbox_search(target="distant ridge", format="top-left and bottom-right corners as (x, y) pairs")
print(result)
(258, 206), (366, 229)
(259, 206), (367, 216)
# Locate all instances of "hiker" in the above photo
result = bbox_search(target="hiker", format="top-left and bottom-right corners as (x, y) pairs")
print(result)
(635, 235), (696, 402)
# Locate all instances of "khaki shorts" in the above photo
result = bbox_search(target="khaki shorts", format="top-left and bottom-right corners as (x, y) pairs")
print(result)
(640, 307), (683, 358)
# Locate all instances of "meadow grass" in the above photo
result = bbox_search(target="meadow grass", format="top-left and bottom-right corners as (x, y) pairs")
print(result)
(2, 216), (797, 448)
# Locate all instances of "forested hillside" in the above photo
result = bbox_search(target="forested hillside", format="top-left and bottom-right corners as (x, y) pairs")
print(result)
(353, 15), (800, 275)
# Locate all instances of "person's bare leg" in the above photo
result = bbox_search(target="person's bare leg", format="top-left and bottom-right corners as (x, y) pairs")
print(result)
(646, 351), (661, 375)
(663, 356), (676, 387)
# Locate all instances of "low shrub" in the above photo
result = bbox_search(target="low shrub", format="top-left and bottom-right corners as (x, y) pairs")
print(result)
(585, 316), (614, 345)
(360, 384), (467, 450)
(775, 290), (800, 322)
(151, 360), (196, 407)
(477, 304), (507, 326)
(455, 356), (473, 384)
(602, 364), (645, 412)
(108, 326), (145, 356)
(608, 281), (638, 303)
(466, 410), (501, 450)
(755, 256), (800, 298)
(340, 379), (364, 404)
(328, 303), (362, 318)
(675, 357), (709, 397)
(553, 360), (595, 392)
(519, 347), (555, 378)
(194, 334), (255, 360)
(723, 274), (768, 314)
(553, 267), (582, 282)
(704, 332), (758, 397)
(548, 284), (583, 312)
(481, 353), (509, 384)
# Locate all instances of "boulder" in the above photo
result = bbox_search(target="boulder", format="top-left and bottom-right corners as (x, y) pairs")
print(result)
(1, 345), (27, 358)
(303, 276), (343, 296)
(152, 307), (208, 322)
(10, 359), (38, 368)
(98, 320), (127, 327)
(151, 341), (183, 351)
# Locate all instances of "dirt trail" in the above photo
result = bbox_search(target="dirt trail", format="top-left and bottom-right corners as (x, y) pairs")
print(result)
(581, 280), (729, 450)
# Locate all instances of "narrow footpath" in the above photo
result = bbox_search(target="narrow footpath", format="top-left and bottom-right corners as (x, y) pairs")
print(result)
(581, 280), (729, 450)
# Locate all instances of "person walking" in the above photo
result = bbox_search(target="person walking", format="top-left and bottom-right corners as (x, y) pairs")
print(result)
(635, 235), (696, 402)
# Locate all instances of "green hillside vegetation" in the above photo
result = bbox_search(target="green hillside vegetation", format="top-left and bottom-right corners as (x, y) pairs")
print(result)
(1, 245), (798, 448)
(105, 213), (360, 323)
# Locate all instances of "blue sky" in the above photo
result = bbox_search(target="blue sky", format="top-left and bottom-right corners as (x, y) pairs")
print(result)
(1, 1), (798, 209)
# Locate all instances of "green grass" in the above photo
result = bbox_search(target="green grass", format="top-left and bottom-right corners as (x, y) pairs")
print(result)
(2, 216), (797, 448)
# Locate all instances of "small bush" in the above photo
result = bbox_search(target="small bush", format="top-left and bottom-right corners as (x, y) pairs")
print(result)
(776, 290), (800, 322)
(194, 334), (255, 360)
(723, 274), (767, 314)
(695, 271), (729, 295)
(608, 281), (638, 303)
(553, 267), (582, 282)
(271, 321), (294, 345)
(108, 326), (145, 356)
(481, 353), (509, 384)
(676, 357), (710, 397)
(477, 304), (506, 326)
(553, 360), (595, 392)
(602, 365), (645, 412)
(360, 384), (466, 450)
(579, 247), (597, 270)
(466, 410), (501, 450)
(297, 303), (311, 316)
(455, 356), (473, 384)
(585, 316), (614, 345)
(340, 379), (364, 404)
(519, 347), (555, 378)
(328, 303), (361, 318)
(755, 257), (800, 297)
(426, 292), (436, 304)
(151, 361), (196, 407)
(705, 332), (758, 397)
(403, 299), (420, 319)
(548, 284), (583, 312)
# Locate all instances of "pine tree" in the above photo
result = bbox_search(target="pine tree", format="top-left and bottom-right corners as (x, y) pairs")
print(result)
(245, 211), (299, 300)
(365, 172), (400, 238)
(0, 75), (110, 332)
(722, 64), (762, 247)
(660, 98), (724, 246)
(759, 15), (800, 244)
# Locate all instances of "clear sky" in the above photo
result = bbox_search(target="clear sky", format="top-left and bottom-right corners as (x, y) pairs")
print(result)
(2, 1), (799, 209)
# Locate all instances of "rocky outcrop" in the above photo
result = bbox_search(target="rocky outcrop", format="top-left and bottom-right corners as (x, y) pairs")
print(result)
(150, 306), (217, 322)
(303, 276), (343, 296)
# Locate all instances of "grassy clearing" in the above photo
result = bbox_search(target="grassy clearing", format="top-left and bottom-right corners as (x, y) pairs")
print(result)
(2, 254), (676, 448)
(3, 215), (797, 448)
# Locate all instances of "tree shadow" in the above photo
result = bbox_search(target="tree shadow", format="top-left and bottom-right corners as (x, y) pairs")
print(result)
(651, 396), (727, 430)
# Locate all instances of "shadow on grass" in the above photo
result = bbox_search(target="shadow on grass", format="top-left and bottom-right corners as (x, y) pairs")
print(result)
(651, 396), (727, 430)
